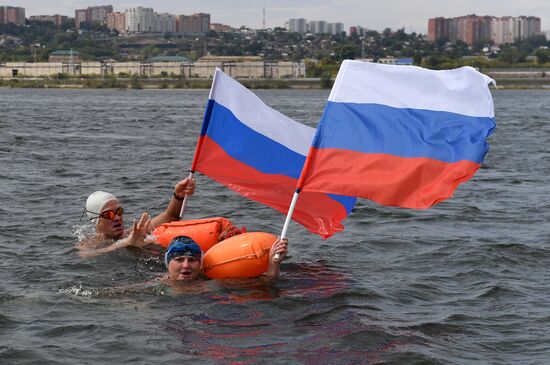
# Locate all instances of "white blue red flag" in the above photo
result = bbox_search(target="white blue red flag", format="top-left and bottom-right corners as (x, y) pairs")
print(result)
(191, 69), (356, 238)
(297, 60), (496, 208)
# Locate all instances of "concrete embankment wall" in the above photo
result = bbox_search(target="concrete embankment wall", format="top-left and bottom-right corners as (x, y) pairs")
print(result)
(484, 69), (550, 88)
(0, 60), (306, 79)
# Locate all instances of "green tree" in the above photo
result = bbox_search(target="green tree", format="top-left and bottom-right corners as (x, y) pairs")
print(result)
(498, 47), (521, 64)
(535, 48), (550, 64)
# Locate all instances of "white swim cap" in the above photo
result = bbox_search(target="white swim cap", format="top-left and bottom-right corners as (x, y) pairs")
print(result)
(86, 191), (118, 225)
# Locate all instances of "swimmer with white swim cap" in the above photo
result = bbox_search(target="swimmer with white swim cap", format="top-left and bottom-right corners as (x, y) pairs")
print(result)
(77, 178), (196, 257)
(85, 191), (125, 239)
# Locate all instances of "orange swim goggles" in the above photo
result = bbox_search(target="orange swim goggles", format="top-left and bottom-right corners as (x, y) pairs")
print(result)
(86, 206), (124, 221)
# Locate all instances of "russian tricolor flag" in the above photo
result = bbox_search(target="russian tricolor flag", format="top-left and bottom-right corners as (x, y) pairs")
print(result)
(297, 60), (496, 208)
(191, 69), (356, 238)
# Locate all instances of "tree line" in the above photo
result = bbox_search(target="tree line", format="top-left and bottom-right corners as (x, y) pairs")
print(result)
(1, 20), (549, 76)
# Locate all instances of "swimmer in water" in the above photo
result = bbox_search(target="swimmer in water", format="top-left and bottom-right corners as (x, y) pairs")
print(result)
(72, 235), (288, 297)
(77, 178), (195, 257)
(161, 235), (288, 286)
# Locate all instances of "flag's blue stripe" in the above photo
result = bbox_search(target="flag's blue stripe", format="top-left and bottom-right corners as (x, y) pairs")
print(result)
(206, 100), (306, 178)
(315, 102), (496, 164)
(328, 193), (355, 214)
(206, 100), (356, 213)
(199, 99), (216, 137)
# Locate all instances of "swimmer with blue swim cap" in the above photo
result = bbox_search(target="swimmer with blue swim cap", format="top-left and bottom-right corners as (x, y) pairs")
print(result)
(164, 236), (204, 282)
(162, 235), (288, 283)
(77, 178), (196, 257)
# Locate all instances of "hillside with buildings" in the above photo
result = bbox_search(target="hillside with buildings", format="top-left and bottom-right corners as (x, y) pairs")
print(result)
(1, 4), (549, 87)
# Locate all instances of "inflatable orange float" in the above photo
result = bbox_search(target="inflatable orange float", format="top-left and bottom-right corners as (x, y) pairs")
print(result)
(202, 232), (277, 279)
(152, 217), (241, 252)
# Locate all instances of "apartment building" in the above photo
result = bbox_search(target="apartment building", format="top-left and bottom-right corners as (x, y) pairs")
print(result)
(428, 15), (541, 45)
(125, 7), (154, 33)
(327, 22), (344, 35)
(309, 20), (328, 34)
(287, 18), (307, 33)
(176, 13), (210, 33)
(106, 12), (126, 33)
(154, 13), (177, 33)
(75, 5), (113, 29)
(0, 6), (25, 25)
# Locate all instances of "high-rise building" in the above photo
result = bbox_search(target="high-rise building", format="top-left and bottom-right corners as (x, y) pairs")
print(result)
(349, 25), (369, 36)
(75, 9), (87, 29)
(516, 16), (541, 40)
(177, 13), (210, 33)
(328, 22), (344, 35)
(193, 13), (210, 33)
(75, 5), (113, 29)
(29, 14), (68, 27)
(428, 14), (541, 45)
(428, 17), (449, 42)
(155, 13), (177, 33)
(176, 15), (189, 33)
(89, 5), (113, 24)
(309, 20), (328, 34)
(106, 12), (126, 33)
(287, 18), (307, 33)
(126, 7), (154, 33)
(0, 6), (25, 25)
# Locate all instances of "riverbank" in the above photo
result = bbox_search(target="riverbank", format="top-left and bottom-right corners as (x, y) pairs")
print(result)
(1, 72), (549, 89)
(0, 77), (329, 90)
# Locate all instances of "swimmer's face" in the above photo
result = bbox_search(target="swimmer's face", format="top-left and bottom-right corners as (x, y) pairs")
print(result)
(95, 199), (125, 240)
(168, 255), (201, 281)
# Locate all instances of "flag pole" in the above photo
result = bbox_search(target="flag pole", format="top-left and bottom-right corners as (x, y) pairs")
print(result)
(275, 189), (300, 261)
(276, 142), (317, 259)
(178, 171), (195, 219)
(280, 190), (300, 239)
(179, 69), (220, 219)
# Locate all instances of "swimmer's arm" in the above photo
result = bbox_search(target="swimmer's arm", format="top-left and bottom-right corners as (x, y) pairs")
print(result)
(78, 213), (151, 258)
(265, 238), (288, 279)
(161, 177), (196, 223)
(77, 239), (131, 257)
(150, 177), (196, 227)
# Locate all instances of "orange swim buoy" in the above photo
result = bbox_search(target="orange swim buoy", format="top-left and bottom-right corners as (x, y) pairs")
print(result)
(152, 217), (239, 252)
(202, 232), (277, 279)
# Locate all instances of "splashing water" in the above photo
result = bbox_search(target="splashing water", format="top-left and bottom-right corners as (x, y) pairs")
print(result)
(72, 223), (97, 242)
(59, 282), (97, 297)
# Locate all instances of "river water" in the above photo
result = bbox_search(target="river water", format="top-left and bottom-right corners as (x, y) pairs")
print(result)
(0, 88), (549, 364)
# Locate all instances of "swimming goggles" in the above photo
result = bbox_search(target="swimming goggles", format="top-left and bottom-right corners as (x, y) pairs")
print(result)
(165, 238), (202, 266)
(85, 206), (124, 221)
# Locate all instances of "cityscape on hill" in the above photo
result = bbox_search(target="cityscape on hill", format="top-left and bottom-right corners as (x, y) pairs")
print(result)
(1, 4), (549, 88)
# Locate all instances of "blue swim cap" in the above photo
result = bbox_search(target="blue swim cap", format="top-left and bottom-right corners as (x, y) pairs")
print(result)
(164, 236), (202, 267)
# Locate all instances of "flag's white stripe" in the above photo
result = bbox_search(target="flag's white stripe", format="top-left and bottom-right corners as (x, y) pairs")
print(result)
(210, 69), (314, 156)
(329, 60), (495, 118)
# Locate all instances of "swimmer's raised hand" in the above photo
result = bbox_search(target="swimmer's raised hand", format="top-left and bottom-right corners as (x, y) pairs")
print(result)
(126, 212), (151, 249)
(266, 237), (288, 279)
(174, 177), (196, 199)
(269, 237), (288, 264)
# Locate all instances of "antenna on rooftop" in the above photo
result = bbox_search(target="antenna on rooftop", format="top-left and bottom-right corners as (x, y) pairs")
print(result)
(262, 1), (266, 29)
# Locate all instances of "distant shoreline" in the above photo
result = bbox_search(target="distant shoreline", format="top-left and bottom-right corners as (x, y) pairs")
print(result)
(0, 77), (330, 90)
(1, 75), (549, 90)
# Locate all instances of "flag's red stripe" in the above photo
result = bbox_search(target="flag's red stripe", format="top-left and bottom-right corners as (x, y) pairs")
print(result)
(196, 137), (349, 238)
(301, 148), (481, 209)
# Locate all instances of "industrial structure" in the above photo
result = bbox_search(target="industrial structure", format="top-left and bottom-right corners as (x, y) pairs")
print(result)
(0, 56), (306, 79)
